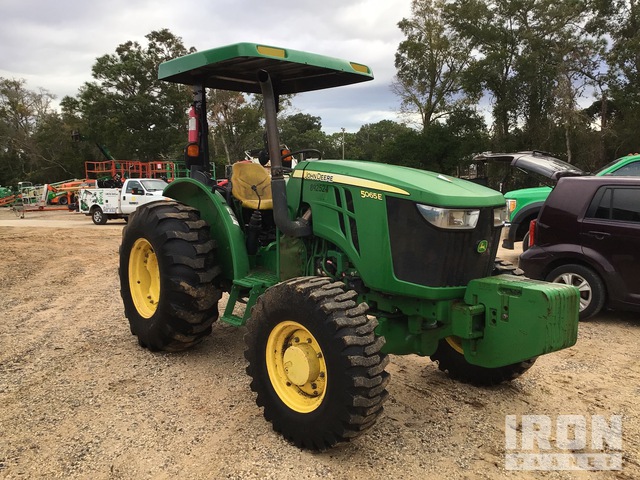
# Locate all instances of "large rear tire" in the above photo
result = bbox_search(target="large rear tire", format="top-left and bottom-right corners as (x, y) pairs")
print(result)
(119, 201), (221, 351)
(430, 337), (536, 386)
(245, 277), (389, 449)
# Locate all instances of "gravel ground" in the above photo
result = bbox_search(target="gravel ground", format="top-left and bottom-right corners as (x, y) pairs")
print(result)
(0, 209), (638, 479)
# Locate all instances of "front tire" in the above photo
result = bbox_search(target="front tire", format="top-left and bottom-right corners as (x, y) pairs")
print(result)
(546, 264), (605, 320)
(245, 277), (389, 449)
(119, 201), (221, 351)
(430, 337), (536, 386)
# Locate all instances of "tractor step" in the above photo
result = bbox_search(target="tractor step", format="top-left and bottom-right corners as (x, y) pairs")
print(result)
(221, 270), (280, 327)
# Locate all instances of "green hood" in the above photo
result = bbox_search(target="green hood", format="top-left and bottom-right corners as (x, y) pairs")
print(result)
(295, 160), (505, 208)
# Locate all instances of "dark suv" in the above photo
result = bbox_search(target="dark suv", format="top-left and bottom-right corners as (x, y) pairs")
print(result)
(462, 151), (640, 250)
(519, 176), (640, 319)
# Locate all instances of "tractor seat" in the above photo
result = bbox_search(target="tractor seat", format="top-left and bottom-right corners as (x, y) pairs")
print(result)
(231, 162), (273, 210)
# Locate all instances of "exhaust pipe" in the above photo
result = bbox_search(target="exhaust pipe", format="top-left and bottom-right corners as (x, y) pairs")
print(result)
(258, 70), (311, 237)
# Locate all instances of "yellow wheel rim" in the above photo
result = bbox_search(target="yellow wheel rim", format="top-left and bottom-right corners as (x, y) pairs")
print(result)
(128, 238), (160, 319)
(266, 321), (327, 413)
(445, 336), (464, 355)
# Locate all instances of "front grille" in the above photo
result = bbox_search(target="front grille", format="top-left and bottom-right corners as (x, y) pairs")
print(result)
(386, 197), (500, 287)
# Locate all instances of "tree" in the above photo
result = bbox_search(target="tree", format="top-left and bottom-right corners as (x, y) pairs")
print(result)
(62, 29), (194, 162)
(0, 78), (82, 185)
(394, 0), (476, 130)
(207, 90), (263, 169)
(350, 120), (413, 161)
(446, 0), (601, 157)
(370, 111), (489, 174)
(279, 113), (334, 156)
(587, 0), (640, 160)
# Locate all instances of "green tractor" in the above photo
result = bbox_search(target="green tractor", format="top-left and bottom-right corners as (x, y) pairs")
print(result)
(119, 43), (579, 450)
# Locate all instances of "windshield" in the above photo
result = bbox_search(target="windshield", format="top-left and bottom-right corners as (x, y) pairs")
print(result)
(141, 179), (168, 192)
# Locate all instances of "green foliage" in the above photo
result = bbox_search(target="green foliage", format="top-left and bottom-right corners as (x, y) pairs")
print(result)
(207, 90), (263, 171)
(0, 78), (85, 185)
(62, 29), (194, 162)
(372, 109), (490, 174)
(394, 0), (476, 130)
(279, 113), (335, 157)
(349, 120), (413, 161)
(7, 8), (640, 192)
(586, 0), (640, 160)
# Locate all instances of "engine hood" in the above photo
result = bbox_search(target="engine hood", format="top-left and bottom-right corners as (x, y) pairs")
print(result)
(294, 160), (505, 208)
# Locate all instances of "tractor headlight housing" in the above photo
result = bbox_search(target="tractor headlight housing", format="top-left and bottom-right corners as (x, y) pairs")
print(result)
(493, 206), (508, 227)
(417, 204), (480, 230)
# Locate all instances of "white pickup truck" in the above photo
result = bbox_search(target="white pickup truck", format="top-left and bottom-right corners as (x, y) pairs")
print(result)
(79, 178), (169, 224)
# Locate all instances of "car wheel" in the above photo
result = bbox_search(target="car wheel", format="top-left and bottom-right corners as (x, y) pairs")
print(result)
(91, 207), (107, 225)
(546, 264), (605, 320)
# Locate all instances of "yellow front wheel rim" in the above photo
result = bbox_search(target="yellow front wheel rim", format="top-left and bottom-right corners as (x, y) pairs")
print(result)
(445, 336), (465, 355)
(129, 238), (160, 319)
(266, 321), (327, 413)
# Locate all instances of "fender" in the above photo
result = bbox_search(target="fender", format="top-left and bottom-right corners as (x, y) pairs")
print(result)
(164, 178), (249, 281)
(503, 201), (544, 248)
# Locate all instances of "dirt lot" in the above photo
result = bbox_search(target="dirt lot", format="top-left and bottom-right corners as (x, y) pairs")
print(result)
(0, 208), (638, 479)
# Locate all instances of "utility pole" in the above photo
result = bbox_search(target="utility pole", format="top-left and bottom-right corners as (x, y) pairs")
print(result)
(341, 127), (346, 159)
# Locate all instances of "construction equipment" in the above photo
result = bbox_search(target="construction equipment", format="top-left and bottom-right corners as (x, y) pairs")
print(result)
(85, 159), (196, 183)
(0, 186), (16, 207)
(118, 43), (580, 450)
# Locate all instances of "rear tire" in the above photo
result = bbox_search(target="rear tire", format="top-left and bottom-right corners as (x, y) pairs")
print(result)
(119, 201), (221, 351)
(521, 232), (530, 252)
(430, 337), (536, 386)
(92, 207), (107, 225)
(546, 264), (605, 320)
(245, 277), (389, 449)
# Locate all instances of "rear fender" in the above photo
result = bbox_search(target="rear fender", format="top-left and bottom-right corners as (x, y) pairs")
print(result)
(164, 178), (249, 281)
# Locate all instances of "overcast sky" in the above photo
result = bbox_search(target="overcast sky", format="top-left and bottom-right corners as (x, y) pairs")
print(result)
(0, 0), (413, 134)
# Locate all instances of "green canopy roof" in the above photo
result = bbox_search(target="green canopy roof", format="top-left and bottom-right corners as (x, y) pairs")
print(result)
(158, 42), (373, 94)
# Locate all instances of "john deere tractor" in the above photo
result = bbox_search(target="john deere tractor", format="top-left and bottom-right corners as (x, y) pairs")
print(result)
(119, 43), (579, 450)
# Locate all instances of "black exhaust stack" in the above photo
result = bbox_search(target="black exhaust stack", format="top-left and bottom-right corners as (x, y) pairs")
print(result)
(258, 70), (311, 237)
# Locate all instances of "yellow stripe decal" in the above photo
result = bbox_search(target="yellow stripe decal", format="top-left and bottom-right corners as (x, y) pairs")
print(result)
(293, 170), (410, 196)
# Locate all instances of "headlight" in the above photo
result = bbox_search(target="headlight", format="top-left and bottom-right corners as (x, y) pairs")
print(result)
(494, 206), (508, 226)
(417, 204), (479, 230)
(506, 199), (517, 216)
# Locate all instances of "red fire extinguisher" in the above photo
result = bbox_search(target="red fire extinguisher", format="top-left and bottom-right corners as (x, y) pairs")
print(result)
(188, 106), (198, 143)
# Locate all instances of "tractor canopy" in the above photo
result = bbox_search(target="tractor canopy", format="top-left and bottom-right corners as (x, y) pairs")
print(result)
(158, 43), (374, 94)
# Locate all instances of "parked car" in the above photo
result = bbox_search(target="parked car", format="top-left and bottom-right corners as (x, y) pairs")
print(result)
(465, 151), (640, 250)
(519, 176), (640, 319)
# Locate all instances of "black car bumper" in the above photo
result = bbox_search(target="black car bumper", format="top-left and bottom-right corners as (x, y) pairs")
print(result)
(518, 245), (552, 280)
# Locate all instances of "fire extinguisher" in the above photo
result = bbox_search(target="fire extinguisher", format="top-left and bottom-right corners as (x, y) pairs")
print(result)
(188, 105), (198, 143)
